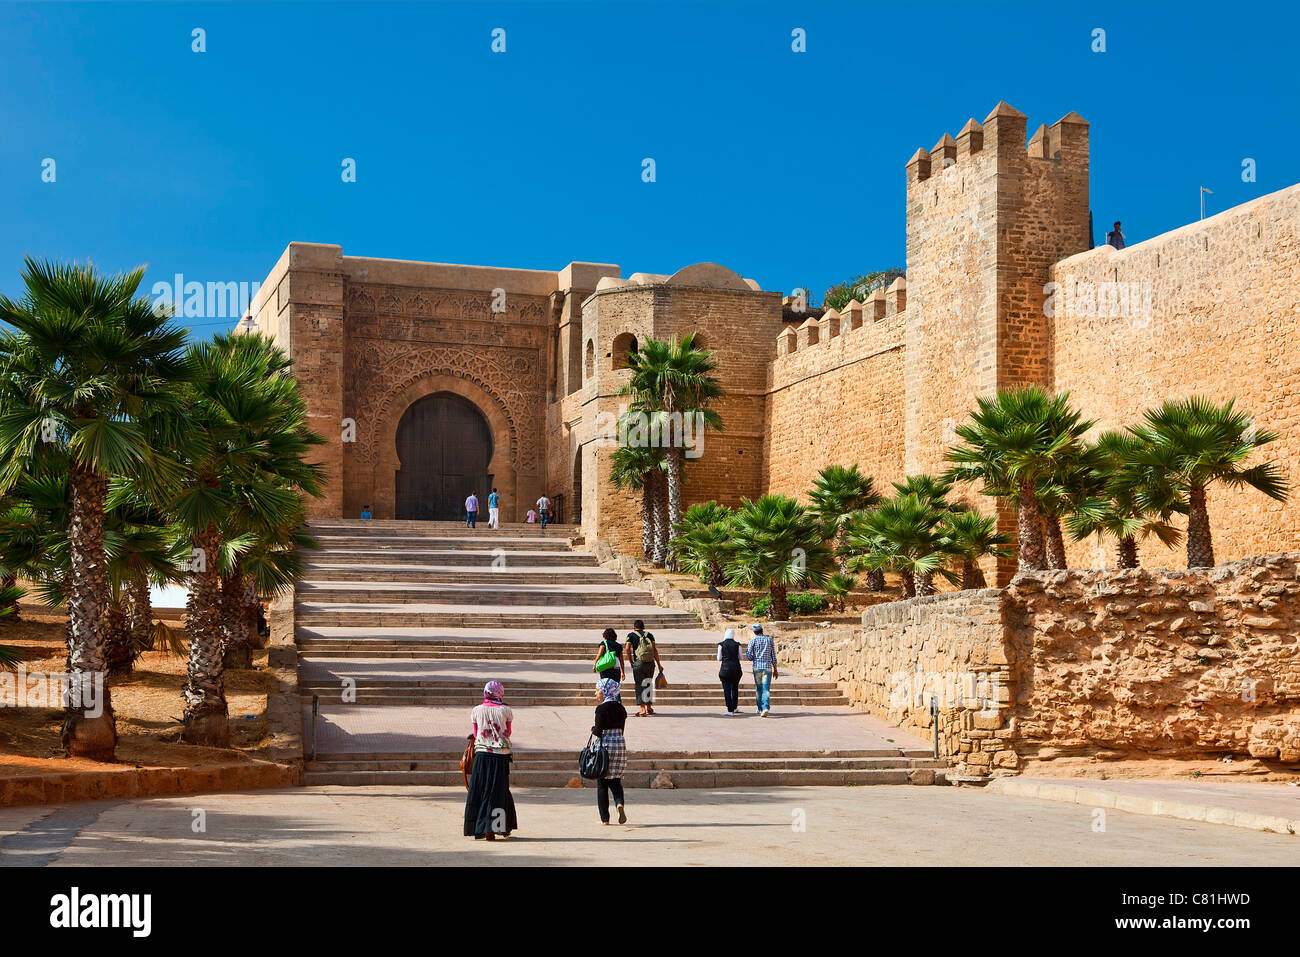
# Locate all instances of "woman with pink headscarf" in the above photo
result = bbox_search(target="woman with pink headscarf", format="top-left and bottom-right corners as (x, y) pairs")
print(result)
(463, 680), (518, 840)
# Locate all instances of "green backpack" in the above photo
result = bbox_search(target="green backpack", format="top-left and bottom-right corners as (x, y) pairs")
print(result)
(633, 631), (656, 663)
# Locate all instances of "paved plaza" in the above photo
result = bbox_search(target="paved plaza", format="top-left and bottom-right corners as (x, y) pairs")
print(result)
(1, 786), (1294, 867)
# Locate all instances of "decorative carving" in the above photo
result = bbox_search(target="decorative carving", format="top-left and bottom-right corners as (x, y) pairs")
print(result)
(346, 341), (541, 474)
(344, 282), (549, 325)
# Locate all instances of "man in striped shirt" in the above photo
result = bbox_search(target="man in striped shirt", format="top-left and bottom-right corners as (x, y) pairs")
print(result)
(744, 623), (779, 716)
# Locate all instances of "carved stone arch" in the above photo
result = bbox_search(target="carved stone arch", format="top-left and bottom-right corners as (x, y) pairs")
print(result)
(370, 372), (520, 520)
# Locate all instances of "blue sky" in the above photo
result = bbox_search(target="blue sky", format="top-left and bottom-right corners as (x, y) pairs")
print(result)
(1, 0), (1293, 335)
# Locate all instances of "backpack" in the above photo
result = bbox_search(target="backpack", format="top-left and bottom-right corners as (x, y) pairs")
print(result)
(634, 630), (656, 663)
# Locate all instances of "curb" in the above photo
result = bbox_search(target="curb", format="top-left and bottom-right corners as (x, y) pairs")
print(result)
(0, 761), (296, 808)
(986, 778), (1299, 835)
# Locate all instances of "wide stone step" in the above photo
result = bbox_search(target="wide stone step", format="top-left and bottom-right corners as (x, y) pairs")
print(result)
(295, 605), (699, 629)
(309, 521), (578, 537)
(301, 564), (620, 584)
(305, 755), (940, 772)
(313, 747), (929, 761)
(302, 549), (600, 567)
(295, 582), (655, 606)
(311, 535), (575, 552)
(297, 691), (846, 706)
(297, 678), (840, 692)
(300, 766), (946, 787)
(295, 641), (721, 660)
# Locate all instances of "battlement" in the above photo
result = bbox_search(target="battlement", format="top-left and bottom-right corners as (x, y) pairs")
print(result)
(776, 277), (906, 358)
(906, 102), (1088, 188)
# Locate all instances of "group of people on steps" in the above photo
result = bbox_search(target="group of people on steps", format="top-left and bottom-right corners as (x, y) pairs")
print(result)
(463, 620), (782, 838)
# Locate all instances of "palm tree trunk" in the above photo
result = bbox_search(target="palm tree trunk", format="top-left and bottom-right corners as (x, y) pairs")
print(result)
(664, 448), (682, 571)
(640, 484), (653, 559)
(244, 578), (265, 649)
(708, 560), (726, 588)
(2, 572), (21, 621)
(1117, 536), (1139, 569)
(183, 521), (229, 747)
(899, 569), (916, 599)
(649, 475), (667, 566)
(769, 582), (790, 620)
(962, 560), (988, 588)
(124, 575), (154, 652)
(865, 569), (885, 592)
(63, 463), (116, 760)
(1044, 513), (1067, 569)
(103, 602), (134, 678)
(221, 562), (253, 670)
(1186, 483), (1215, 568)
(664, 446), (683, 536)
(916, 570), (936, 597)
(1015, 481), (1047, 572)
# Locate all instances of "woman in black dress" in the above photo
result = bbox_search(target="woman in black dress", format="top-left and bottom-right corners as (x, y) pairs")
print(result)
(717, 628), (743, 715)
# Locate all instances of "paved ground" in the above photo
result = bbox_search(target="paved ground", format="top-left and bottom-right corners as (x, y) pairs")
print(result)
(306, 703), (928, 753)
(2, 786), (1294, 866)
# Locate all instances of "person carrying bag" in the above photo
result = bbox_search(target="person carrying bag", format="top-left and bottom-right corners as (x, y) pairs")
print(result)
(625, 618), (663, 717)
(593, 627), (623, 683)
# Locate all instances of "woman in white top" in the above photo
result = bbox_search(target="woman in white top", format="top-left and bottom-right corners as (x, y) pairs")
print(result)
(463, 680), (518, 840)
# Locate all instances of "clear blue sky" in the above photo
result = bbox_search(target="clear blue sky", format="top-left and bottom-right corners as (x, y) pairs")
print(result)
(1, 0), (1292, 335)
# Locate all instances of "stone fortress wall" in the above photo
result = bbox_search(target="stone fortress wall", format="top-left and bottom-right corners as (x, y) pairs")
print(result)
(251, 100), (1300, 573)
(760, 103), (1300, 579)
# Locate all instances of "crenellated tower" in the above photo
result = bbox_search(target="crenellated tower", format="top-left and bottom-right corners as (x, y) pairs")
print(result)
(903, 102), (1090, 580)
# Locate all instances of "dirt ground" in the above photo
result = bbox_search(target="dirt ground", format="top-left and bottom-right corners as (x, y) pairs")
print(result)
(0, 612), (275, 776)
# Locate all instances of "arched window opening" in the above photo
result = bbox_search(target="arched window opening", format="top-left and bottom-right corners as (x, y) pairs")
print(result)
(612, 332), (638, 370)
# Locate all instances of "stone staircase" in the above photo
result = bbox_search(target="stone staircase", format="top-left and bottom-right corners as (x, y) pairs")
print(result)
(296, 519), (944, 787)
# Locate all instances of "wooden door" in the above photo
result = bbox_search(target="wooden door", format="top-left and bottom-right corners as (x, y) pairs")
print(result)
(395, 392), (494, 520)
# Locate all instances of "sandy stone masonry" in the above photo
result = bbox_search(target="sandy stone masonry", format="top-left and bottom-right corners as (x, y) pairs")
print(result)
(776, 554), (1300, 778)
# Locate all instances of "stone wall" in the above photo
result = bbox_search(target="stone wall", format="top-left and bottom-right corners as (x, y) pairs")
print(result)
(774, 553), (1300, 777)
(762, 290), (908, 499)
(1048, 183), (1300, 568)
(773, 589), (1014, 778)
(1005, 554), (1300, 763)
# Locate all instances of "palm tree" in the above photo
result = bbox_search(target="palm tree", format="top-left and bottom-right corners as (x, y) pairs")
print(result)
(844, 494), (955, 598)
(619, 333), (724, 552)
(169, 332), (323, 746)
(1125, 397), (1287, 568)
(890, 474), (964, 592)
(939, 510), (1013, 588)
(668, 501), (734, 587)
(1066, 430), (1184, 568)
(609, 442), (668, 564)
(807, 464), (881, 577)
(0, 582), (27, 671)
(823, 572), (857, 612)
(891, 473), (963, 512)
(945, 387), (1093, 574)
(725, 495), (833, 620)
(0, 258), (189, 760)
